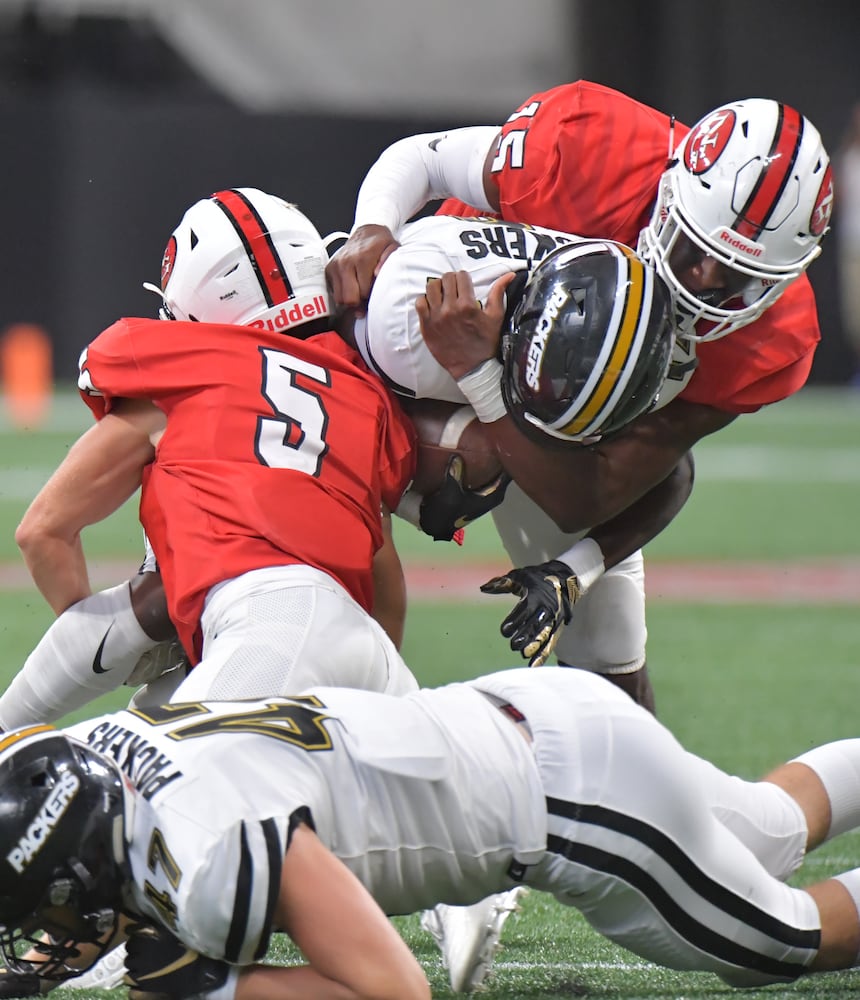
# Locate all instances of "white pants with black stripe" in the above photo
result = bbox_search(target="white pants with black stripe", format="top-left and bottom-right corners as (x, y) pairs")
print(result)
(472, 668), (819, 986)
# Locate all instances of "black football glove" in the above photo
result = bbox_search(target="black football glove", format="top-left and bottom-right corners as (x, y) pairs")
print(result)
(481, 560), (583, 666)
(124, 922), (233, 1000)
(0, 970), (44, 998)
(418, 454), (511, 542)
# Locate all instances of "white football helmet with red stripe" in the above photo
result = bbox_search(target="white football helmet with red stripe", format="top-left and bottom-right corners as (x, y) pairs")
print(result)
(638, 99), (833, 340)
(151, 188), (331, 333)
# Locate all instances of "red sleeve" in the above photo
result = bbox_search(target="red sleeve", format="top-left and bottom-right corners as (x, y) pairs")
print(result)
(78, 317), (187, 419)
(678, 276), (820, 412)
(487, 81), (682, 245)
(436, 197), (487, 219)
(319, 334), (417, 509)
(376, 396), (417, 512)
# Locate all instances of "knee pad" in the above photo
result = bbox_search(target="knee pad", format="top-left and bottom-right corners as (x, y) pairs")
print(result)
(554, 565), (646, 673)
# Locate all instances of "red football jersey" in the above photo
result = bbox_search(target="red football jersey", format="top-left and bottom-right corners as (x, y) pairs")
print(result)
(437, 81), (820, 413)
(79, 320), (416, 662)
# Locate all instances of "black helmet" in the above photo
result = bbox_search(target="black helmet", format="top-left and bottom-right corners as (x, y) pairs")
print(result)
(502, 240), (675, 443)
(0, 727), (126, 980)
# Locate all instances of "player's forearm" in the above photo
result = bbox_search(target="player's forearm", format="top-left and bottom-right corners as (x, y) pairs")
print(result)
(486, 401), (732, 533)
(584, 452), (695, 570)
(15, 528), (91, 614)
(483, 416), (641, 531)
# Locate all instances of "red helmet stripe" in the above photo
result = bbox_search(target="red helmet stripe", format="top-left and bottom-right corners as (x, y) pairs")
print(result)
(212, 189), (293, 307)
(734, 104), (803, 241)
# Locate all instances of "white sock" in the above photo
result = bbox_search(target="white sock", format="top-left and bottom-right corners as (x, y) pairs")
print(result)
(0, 582), (156, 728)
(791, 740), (860, 840)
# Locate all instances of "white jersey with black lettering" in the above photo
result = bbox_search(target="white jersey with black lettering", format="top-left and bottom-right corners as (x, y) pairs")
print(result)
(67, 667), (817, 985)
(65, 680), (545, 964)
(355, 214), (579, 400)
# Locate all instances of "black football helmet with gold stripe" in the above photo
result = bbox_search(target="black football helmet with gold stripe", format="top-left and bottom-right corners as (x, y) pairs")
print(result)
(502, 240), (674, 444)
(0, 727), (126, 981)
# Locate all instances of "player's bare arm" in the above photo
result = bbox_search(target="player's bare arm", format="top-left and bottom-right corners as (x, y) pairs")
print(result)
(129, 568), (177, 642)
(586, 450), (695, 567)
(489, 400), (733, 532)
(417, 267), (733, 531)
(480, 455), (695, 673)
(15, 397), (164, 615)
(267, 822), (430, 1000)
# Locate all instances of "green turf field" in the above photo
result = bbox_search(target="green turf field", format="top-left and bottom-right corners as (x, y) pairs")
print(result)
(1, 385), (859, 998)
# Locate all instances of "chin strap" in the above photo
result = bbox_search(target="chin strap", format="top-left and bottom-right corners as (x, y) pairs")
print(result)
(323, 231), (350, 255)
(141, 282), (174, 321)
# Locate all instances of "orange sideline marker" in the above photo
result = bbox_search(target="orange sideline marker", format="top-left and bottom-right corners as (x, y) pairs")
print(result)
(1, 324), (53, 428)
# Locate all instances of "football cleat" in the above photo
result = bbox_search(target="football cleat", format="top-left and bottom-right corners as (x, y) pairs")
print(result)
(420, 887), (528, 993)
(62, 943), (127, 990)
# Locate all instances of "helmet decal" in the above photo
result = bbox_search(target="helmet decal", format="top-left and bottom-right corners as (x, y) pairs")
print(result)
(7, 769), (80, 874)
(810, 163), (834, 237)
(732, 104), (803, 241)
(683, 108), (735, 175)
(559, 245), (645, 437)
(211, 188), (294, 308)
(160, 235), (177, 291)
(502, 240), (674, 443)
(523, 285), (568, 391)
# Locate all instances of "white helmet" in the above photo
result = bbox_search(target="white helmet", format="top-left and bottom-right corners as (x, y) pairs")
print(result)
(149, 187), (331, 333)
(638, 99), (833, 340)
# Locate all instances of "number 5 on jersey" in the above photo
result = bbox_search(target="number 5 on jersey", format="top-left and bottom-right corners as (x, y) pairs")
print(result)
(256, 347), (331, 475)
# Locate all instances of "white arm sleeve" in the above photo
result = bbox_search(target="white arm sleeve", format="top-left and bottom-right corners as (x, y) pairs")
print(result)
(351, 126), (500, 234)
(0, 582), (157, 728)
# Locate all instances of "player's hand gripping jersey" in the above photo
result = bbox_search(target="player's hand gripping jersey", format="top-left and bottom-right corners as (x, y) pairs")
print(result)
(356, 214), (581, 400)
(78, 322), (416, 662)
(438, 81), (822, 413)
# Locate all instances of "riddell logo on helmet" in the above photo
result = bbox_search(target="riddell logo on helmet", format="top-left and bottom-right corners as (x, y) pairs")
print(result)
(249, 295), (328, 332)
(717, 229), (763, 257)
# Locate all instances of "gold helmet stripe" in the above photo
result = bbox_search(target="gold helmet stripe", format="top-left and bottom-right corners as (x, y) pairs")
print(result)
(0, 724), (56, 756)
(558, 244), (644, 436)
